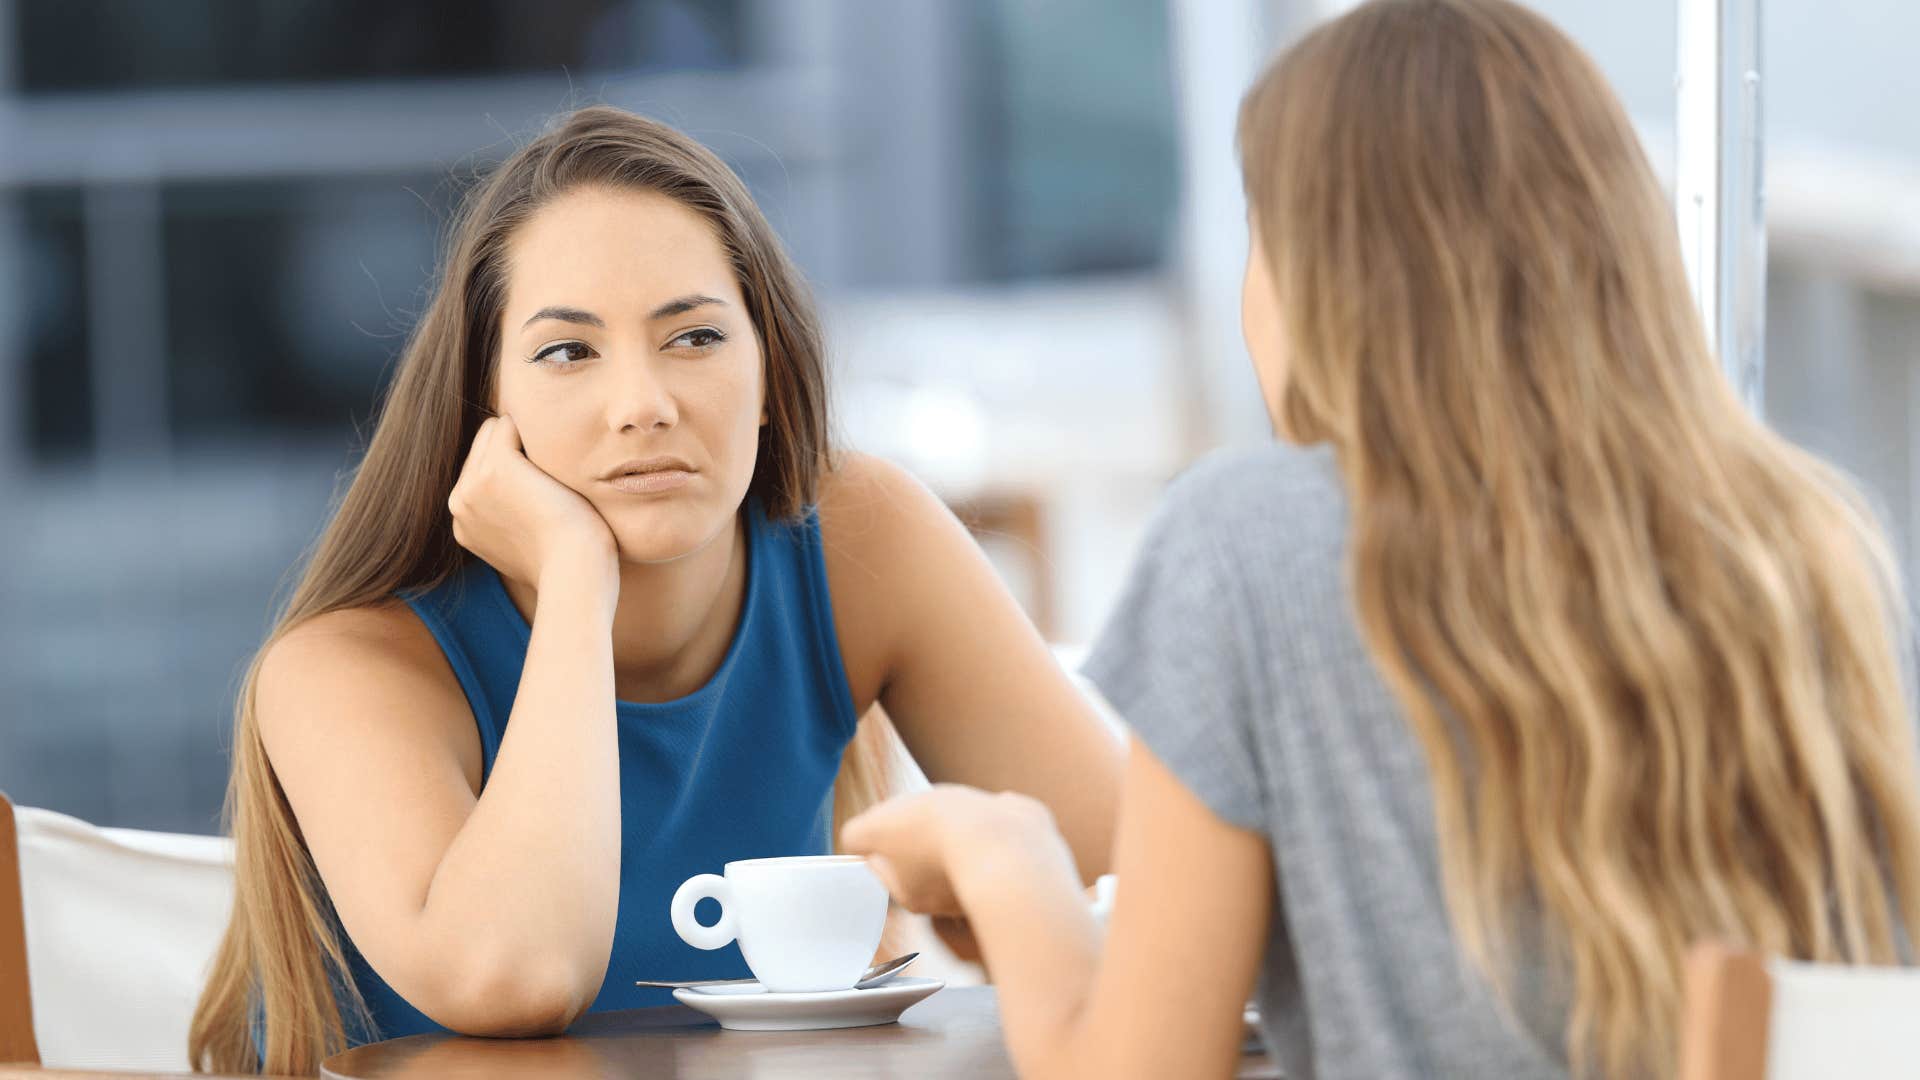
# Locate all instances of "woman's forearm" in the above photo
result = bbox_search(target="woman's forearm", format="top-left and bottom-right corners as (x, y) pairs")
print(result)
(414, 562), (622, 1024)
(950, 803), (1105, 1080)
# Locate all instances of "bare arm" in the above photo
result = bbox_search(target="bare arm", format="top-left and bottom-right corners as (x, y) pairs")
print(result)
(820, 454), (1125, 882)
(261, 414), (625, 1035)
(262, 568), (618, 1035)
(843, 734), (1274, 1079)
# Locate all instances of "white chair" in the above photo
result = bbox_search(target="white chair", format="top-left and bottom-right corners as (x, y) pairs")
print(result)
(1678, 943), (1920, 1080)
(0, 790), (233, 1072)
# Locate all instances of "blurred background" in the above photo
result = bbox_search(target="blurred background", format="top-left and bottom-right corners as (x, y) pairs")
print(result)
(0, 0), (1914, 834)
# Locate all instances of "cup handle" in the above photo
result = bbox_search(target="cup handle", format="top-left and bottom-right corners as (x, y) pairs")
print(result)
(670, 873), (736, 950)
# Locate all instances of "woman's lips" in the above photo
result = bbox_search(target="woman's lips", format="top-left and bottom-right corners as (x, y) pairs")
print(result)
(605, 469), (694, 494)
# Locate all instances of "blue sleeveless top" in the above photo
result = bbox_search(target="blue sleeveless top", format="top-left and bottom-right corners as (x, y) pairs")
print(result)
(344, 500), (861, 1041)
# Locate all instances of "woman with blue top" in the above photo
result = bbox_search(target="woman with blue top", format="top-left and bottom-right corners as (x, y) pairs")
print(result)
(186, 106), (1124, 1075)
(845, 1), (1920, 1078)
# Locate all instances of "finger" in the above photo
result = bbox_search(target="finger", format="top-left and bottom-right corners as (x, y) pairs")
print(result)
(495, 412), (524, 455)
(862, 853), (903, 897)
(840, 821), (870, 853)
(839, 806), (889, 853)
(463, 416), (496, 466)
(841, 791), (930, 850)
(841, 814), (910, 859)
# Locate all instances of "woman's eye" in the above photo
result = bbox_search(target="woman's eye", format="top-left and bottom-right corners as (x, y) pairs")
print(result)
(669, 328), (727, 351)
(530, 340), (595, 365)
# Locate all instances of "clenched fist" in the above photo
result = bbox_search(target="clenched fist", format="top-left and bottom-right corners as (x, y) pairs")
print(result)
(448, 414), (619, 594)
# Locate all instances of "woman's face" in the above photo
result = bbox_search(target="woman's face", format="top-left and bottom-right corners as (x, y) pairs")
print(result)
(1240, 227), (1291, 434)
(494, 185), (765, 564)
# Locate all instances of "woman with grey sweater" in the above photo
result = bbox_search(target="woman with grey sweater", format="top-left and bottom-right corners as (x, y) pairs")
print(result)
(844, 1), (1920, 1077)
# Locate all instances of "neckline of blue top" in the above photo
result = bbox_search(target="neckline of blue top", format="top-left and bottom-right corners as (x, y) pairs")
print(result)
(468, 499), (766, 716)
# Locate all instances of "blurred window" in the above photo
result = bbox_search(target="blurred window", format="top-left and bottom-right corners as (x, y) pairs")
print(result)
(970, 0), (1180, 279)
(21, 175), (462, 461)
(15, 0), (747, 92)
(20, 187), (93, 456)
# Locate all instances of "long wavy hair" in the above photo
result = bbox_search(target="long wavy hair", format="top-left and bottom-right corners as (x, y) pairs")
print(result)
(1240, 1), (1920, 1075)
(189, 106), (905, 1075)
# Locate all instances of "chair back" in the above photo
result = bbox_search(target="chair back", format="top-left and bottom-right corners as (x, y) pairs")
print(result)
(1679, 943), (1920, 1080)
(0, 791), (39, 1065)
(3, 796), (233, 1072)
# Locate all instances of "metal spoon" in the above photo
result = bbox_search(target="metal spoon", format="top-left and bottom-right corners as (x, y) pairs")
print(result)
(635, 951), (919, 992)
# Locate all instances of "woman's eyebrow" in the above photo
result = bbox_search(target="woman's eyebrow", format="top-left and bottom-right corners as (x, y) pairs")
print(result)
(648, 294), (726, 320)
(520, 296), (725, 329)
(521, 305), (605, 330)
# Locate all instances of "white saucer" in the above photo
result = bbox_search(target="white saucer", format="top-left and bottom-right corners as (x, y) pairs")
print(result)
(673, 976), (945, 1031)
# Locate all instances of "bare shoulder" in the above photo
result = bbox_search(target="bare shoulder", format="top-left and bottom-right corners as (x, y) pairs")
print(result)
(257, 599), (482, 792)
(260, 601), (452, 701)
(814, 452), (985, 706)
(814, 451), (968, 593)
(815, 450), (948, 544)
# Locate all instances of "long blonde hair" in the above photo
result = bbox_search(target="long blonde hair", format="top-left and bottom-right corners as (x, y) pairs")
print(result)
(189, 106), (904, 1075)
(1240, 2), (1920, 1075)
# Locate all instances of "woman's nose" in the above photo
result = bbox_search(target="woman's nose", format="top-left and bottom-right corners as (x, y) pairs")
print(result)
(607, 358), (678, 432)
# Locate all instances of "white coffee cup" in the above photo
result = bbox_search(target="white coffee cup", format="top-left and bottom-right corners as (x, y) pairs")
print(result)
(669, 854), (889, 993)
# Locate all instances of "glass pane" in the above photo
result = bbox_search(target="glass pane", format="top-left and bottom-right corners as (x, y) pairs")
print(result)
(971, 0), (1179, 279)
(15, 0), (749, 93)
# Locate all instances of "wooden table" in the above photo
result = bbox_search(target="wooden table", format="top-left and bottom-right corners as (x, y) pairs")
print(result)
(321, 987), (1280, 1079)
(0, 1060), (278, 1068)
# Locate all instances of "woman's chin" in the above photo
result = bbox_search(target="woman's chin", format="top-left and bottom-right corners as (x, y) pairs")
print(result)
(590, 487), (746, 567)
(611, 534), (699, 566)
(607, 517), (722, 566)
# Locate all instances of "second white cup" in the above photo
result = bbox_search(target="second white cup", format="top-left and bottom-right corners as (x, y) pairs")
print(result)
(669, 854), (888, 993)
